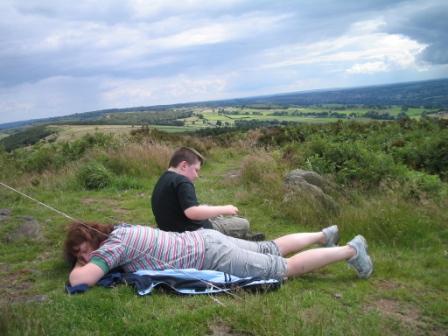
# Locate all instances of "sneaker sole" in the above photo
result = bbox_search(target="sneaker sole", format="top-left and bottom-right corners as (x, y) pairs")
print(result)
(359, 255), (373, 279)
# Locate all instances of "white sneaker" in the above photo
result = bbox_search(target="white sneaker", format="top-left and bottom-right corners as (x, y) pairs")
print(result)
(347, 235), (373, 279)
(322, 225), (339, 247)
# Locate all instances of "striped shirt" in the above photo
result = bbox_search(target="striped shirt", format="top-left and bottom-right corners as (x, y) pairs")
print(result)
(90, 224), (205, 273)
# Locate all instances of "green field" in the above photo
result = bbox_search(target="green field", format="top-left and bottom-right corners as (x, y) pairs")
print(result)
(181, 105), (436, 129)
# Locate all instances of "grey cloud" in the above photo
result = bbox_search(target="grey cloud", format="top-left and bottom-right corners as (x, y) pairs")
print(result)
(384, 2), (448, 64)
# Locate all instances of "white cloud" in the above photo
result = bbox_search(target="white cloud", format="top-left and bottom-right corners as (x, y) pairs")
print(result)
(260, 19), (427, 75)
(346, 61), (389, 74)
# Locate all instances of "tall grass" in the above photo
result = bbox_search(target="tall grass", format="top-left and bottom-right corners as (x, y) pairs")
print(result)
(101, 142), (172, 177)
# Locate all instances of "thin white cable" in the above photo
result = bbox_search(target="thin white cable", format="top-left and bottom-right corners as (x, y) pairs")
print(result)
(0, 181), (245, 303)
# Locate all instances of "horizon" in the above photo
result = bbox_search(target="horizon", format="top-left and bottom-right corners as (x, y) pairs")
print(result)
(1, 76), (446, 127)
(1, 1), (448, 124)
(1, 76), (447, 127)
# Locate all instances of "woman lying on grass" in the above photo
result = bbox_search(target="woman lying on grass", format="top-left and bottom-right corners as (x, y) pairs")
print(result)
(64, 222), (373, 287)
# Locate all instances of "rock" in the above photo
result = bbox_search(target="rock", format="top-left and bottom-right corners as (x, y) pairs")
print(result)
(5, 216), (43, 242)
(284, 169), (339, 212)
(285, 169), (332, 191)
(0, 208), (11, 221)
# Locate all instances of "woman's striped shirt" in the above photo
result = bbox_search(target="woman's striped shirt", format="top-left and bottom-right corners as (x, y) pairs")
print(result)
(90, 224), (205, 273)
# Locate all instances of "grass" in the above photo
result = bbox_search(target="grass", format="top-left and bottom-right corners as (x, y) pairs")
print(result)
(0, 136), (447, 335)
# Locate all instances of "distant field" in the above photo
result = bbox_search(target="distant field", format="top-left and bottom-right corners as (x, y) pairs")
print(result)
(47, 125), (136, 141)
(2, 106), (438, 144)
(44, 105), (437, 140)
(182, 105), (432, 127)
(47, 124), (202, 142)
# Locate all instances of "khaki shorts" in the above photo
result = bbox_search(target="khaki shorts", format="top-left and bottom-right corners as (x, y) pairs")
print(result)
(199, 229), (287, 280)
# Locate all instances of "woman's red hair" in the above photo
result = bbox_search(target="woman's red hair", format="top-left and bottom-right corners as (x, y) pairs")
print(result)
(63, 221), (114, 268)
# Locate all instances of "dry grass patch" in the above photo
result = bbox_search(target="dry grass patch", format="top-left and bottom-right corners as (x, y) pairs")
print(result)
(365, 299), (430, 333)
(104, 142), (172, 177)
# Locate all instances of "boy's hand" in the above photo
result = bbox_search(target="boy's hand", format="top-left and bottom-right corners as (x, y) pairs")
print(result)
(223, 205), (239, 216)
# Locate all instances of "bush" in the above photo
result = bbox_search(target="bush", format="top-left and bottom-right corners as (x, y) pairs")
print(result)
(392, 133), (448, 180)
(77, 162), (112, 190)
(61, 132), (116, 161)
(303, 139), (399, 188)
(401, 170), (444, 199)
(22, 145), (57, 173)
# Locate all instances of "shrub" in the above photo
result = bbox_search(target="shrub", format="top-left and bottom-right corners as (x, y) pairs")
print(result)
(77, 162), (112, 190)
(61, 132), (116, 162)
(22, 145), (57, 173)
(401, 170), (444, 199)
(303, 139), (399, 188)
(392, 133), (448, 180)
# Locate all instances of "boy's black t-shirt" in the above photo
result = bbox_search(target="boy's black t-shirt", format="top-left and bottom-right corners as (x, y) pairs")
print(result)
(151, 171), (212, 232)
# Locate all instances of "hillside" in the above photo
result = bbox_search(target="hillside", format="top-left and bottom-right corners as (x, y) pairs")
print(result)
(1, 78), (447, 131)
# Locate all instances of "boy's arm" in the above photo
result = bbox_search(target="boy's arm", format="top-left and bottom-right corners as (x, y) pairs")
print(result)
(177, 180), (238, 220)
(184, 204), (238, 220)
(69, 262), (105, 287)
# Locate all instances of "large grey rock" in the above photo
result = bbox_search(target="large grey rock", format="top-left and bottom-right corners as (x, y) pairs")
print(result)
(285, 169), (332, 191)
(5, 216), (43, 242)
(284, 169), (339, 212)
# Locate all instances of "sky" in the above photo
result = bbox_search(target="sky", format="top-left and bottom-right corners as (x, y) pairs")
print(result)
(1, 0), (448, 124)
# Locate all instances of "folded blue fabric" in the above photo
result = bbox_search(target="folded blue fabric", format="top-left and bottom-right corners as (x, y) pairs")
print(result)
(66, 268), (281, 295)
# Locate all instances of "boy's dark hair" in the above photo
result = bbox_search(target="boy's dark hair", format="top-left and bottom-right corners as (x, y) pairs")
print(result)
(169, 147), (205, 168)
(63, 221), (114, 269)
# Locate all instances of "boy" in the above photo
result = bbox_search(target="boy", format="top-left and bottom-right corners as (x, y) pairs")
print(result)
(151, 147), (262, 239)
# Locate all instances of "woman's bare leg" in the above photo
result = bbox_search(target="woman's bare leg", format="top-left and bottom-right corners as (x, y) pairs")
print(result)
(286, 245), (355, 277)
(274, 232), (326, 256)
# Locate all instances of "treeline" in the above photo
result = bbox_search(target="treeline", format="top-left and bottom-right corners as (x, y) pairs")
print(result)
(60, 110), (192, 126)
(0, 125), (56, 151)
